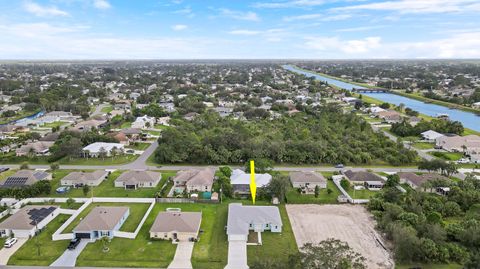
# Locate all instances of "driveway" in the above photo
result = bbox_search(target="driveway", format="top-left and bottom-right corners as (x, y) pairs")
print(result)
(167, 242), (194, 269)
(225, 240), (248, 269)
(50, 240), (89, 267)
(0, 238), (28, 265)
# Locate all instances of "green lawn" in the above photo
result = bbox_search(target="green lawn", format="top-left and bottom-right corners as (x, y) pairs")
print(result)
(120, 122), (132, 129)
(396, 263), (462, 269)
(41, 121), (69, 128)
(57, 155), (138, 165)
(153, 124), (170, 130)
(8, 214), (71, 266)
(63, 202), (151, 234)
(147, 130), (161, 136)
(346, 188), (379, 199)
(286, 180), (341, 204)
(50, 170), (176, 198)
(101, 105), (113, 113)
(412, 142), (435, 149)
(429, 151), (464, 161)
(127, 142), (151, 151)
(247, 205), (298, 267)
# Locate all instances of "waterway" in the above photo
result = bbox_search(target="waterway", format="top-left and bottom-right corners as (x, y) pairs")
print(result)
(283, 65), (480, 132)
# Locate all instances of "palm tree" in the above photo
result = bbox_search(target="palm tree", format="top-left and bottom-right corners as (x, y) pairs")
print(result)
(101, 236), (110, 253)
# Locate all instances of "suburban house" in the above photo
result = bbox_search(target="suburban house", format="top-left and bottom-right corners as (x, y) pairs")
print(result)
(0, 206), (59, 238)
(435, 134), (480, 154)
(173, 168), (216, 193)
(114, 170), (161, 189)
(0, 170), (52, 188)
(343, 170), (384, 185)
(289, 171), (327, 193)
(15, 141), (54, 156)
(83, 142), (125, 157)
(119, 128), (143, 142)
(421, 130), (444, 142)
(60, 170), (109, 187)
(157, 116), (170, 126)
(73, 206), (130, 240)
(149, 211), (202, 242)
(398, 172), (449, 190)
(375, 110), (402, 123)
(131, 115), (155, 129)
(230, 169), (272, 195)
(73, 119), (107, 132)
(225, 203), (282, 269)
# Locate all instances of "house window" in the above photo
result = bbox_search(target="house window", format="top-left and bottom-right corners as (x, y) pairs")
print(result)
(150, 182), (152, 186)
(266, 224), (269, 228)
(249, 223), (253, 228)
(164, 233), (168, 238)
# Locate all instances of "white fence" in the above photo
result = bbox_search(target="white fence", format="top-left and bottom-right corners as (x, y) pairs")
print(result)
(332, 176), (370, 204)
(52, 199), (93, 241)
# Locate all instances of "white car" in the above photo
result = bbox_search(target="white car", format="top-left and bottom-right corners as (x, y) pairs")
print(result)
(457, 158), (470, 164)
(4, 238), (17, 248)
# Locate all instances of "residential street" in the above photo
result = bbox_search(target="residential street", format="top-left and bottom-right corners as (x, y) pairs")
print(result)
(50, 240), (90, 267)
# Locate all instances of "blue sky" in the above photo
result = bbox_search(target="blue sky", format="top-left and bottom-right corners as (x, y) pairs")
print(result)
(0, 0), (480, 59)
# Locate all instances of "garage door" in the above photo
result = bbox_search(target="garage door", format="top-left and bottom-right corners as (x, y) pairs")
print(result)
(75, 233), (91, 239)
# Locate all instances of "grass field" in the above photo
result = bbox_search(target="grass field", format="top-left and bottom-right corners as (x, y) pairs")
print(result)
(57, 155), (138, 165)
(412, 142), (435, 149)
(63, 202), (151, 233)
(8, 214), (71, 266)
(247, 205), (298, 267)
(120, 122), (132, 129)
(127, 142), (151, 151)
(41, 121), (69, 128)
(101, 105), (113, 113)
(286, 179), (341, 204)
(396, 263), (462, 269)
(50, 170), (176, 198)
(429, 151), (464, 161)
(346, 188), (379, 199)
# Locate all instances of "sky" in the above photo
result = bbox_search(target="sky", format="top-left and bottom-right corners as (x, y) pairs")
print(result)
(0, 0), (480, 59)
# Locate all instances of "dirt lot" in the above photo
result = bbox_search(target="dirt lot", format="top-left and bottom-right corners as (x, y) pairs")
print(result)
(286, 204), (394, 269)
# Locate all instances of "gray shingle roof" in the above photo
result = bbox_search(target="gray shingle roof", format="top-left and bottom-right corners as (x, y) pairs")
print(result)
(74, 206), (128, 232)
(289, 171), (326, 184)
(150, 211), (202, 233)
(226, 203), (282, 236)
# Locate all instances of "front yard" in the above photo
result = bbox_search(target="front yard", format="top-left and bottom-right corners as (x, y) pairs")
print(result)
(8, 214), (71, 266)
(429, 151), (464, 161)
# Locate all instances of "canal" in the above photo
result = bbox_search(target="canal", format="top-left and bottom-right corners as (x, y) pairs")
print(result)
(283, 65), (480, 132)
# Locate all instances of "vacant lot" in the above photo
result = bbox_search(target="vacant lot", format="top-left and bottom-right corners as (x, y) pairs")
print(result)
(286, 204), (394, 269)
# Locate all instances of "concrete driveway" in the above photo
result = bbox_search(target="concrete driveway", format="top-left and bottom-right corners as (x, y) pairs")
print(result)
(167, 242), (194, 269)
(50, 240), (89, 267)
(0, 238), (28, 265)
(225, 240), (248, 269)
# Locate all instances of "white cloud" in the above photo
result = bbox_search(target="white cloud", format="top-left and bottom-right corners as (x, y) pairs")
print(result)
(253, 0), (327, 8)
(229, 30), (262, 36)
(23, 1), (69, 17)
(219, 8), (260, 21)
(228, 28), (288, 42)
(172, 24), (188, 31)
(305, 36), (381, 54)
(333, 0), (480, 14)
(336, 25), (385, 32)
(283, 13), (351, 21)
(93, 0), (111, 10)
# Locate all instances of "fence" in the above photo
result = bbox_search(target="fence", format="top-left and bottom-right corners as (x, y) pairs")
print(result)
(332, 176), (370, 204)
(156, 198), (219, 204)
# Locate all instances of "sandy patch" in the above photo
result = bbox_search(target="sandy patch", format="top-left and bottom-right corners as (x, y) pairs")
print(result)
(286, 204), (394, 269)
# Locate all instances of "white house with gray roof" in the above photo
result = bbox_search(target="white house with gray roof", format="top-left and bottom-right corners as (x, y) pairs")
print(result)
(73, 206), (129, 240)
(0, 205), (59, 238)
(61, 170), (109, 187)
(230, 169), (272, 195)
(114, 170), (161, 189)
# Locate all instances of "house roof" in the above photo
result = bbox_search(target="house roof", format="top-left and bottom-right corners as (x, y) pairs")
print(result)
(421, 130), (443, 139)
(0, 205), (58, 230)
(74, 206), (129, 232)
(174, 168), (215, 187)
(398, 172), (448, 187)
(289, 171), (326, 184)
(227, 203), (282, 236)
(150, 211), (202, 234)
(83, 142), (124, 153)
(115, 170), (161, 185)
(0, 170), (50, 188)
(61, 170), (108, 184)
(120, 128), (142, 135)
(16, 141), (54, 154)
(230, 169), (272, 187)
(343, 170), (383, 182)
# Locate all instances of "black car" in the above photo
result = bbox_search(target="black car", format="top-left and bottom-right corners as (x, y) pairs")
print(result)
(335, 164), (344, 168)
(68, 238), (81, 250)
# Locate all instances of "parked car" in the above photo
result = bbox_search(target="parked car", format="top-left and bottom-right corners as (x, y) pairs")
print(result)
(457, 158), (471, 164)
(68, 238), (81, 250)
(4, 237), (17, 248)
(335, 164), (344, 168)
(56, 186), (70, 194)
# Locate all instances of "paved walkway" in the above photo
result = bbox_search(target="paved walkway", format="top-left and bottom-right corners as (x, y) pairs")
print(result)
(167, 242), (194, 269)
(0, 238), (28, 265)
(50, 240), (89, 267)
(225, 240), (248, 269)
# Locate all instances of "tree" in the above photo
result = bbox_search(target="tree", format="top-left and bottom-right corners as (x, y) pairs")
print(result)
(380, 103), (390, 109)
(98, 147), (107, 160)
(101, 236), (110, 252)
(82, 185), (90, 196)
(314, 185), (320, 198)
(340, 179), (350, 191)
(245, 158), (273, 174)
(50, 162), (59, 171)
(266, 174), (290, 203)
(298, 240), (367, 269)
(385, 174), (400, 188)
(20, 162), (29, 170)
(219, 166), (232, 178)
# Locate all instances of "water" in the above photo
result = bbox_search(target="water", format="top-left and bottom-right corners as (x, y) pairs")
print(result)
(283, 65), (480, 132)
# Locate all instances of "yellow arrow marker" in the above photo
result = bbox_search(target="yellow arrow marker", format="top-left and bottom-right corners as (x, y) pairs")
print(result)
(250, 160), (257, 204)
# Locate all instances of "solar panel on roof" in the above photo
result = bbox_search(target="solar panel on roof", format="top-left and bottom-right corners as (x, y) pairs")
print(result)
(28, 207), (56, 225)
(3, 177), (28, 187)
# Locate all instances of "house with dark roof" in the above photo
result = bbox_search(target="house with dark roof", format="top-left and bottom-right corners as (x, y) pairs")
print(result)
(73, 206), (129, 240)
(343, 170), (383, 184)
(0, 170), (52, 188)
(289, 171), (327, 193)
(114, 170), (161, 189)
(173, 168), (216, 193)
(149, 211), (202, 242)
(398, 172), (449, 190)
(0, 205), (59, 238)
(15, 141), (54, 156)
